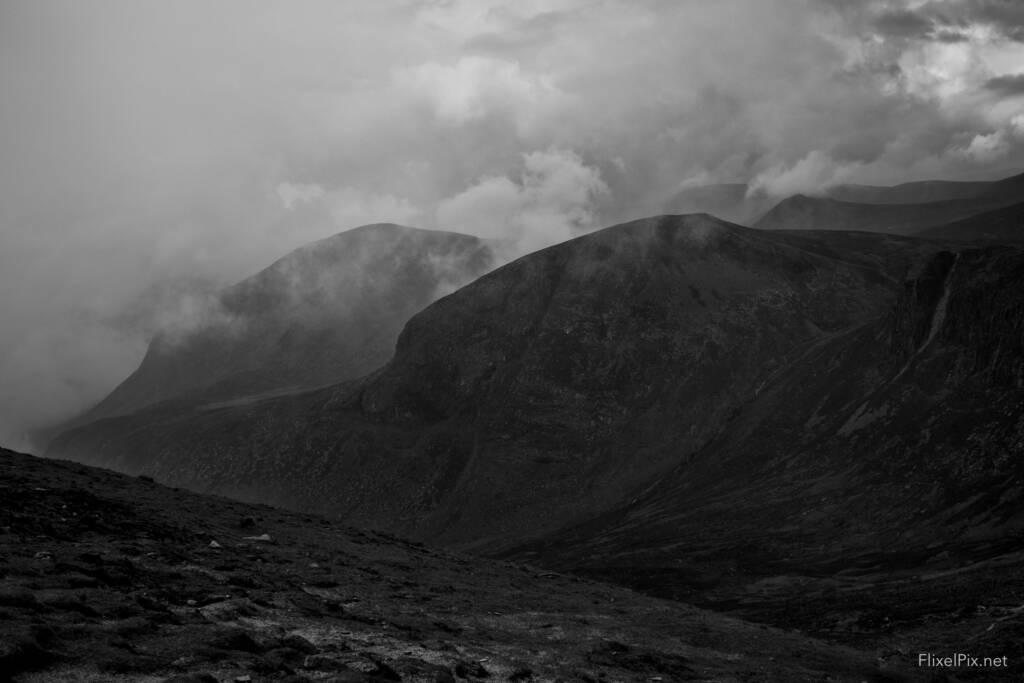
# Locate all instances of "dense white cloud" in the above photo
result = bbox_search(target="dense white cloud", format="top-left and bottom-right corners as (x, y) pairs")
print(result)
(437, 148), (608, 253)
(1, 0), (1023, 443)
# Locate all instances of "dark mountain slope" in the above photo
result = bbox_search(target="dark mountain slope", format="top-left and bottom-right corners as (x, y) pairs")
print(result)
(753, 194), (1003, 234)
(826, 179), (995, 204)
(916, 201), (1024, 242)
(49, 215), (933, 545)
(754, 171), (1024, 235)
(1, 448), (903, 682)
(65, 224), (495, 427)
(503, 245), (1024, 668)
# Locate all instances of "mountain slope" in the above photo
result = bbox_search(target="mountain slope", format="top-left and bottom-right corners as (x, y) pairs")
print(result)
(825, 178), (995, 204)
(68, 224), (495, 427)
(3, 447), (904, 682)
(500, 244), (1024, 665)
(49, 215), (934, 544)
(45, 217), (1024, 676)
(916, 201), (1024, 242)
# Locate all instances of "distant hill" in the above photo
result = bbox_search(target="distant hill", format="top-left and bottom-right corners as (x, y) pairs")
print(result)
(51, 224), (495, 435)
(662, 171), (1023, 228)
(754, 171), (1024, 234)
(825, 178), (994, 204)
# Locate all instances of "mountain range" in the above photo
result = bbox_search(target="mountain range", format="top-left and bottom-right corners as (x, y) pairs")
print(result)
(662, 170), (1024, 239)
(27, 170), (1024, 679)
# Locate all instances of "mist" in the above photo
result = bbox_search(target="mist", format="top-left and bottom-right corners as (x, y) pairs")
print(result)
(2, 0), (1023, 447)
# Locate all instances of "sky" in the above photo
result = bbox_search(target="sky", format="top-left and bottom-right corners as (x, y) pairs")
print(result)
(1, 0), (1023, 447)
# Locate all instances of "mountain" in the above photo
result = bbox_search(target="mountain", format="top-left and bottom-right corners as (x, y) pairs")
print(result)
(660, 171), (1024, 228)
(57, 224), (495, 430)
(46, 214), (1024, 677)
(49, 215), (935, 539)
(916, 201), (1024, 242)
(662, 183), (775, 225)
(754, 171), (1024, 235)
(499, 242), (1024, 661)
(753, 193), (1003, 234)
(2, 447), (902, 682)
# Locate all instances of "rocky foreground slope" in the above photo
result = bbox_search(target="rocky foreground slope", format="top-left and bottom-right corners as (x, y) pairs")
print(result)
(0, 447), (906, 682)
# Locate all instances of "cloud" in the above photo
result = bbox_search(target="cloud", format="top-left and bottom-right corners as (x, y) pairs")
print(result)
(985, 73), (1024, 96)
(394, 56), (571, 134)
(749, 151), (865, 197)
(957, 129), (1012, 162)
(436, 148), (608, 254)
(873, 9), (935, 39)
(276, 183), (326, 210)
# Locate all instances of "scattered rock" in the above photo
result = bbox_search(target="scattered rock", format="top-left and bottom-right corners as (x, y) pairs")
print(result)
(0, 636), (55, 675)
(207, 627), (262, 653)
(303, 653), (352, 671)
(209, 540), (223, 549)
(393, 657), (456, 682)
(508, 667), (534, 682)
(454, 660), (490, 678)
(163, 674), (219, 683)
(243, 533), (274, 543)
(281, 633), (319, 654)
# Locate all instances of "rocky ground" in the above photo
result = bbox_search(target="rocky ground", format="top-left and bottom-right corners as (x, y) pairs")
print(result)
(0, 448), (919, 683)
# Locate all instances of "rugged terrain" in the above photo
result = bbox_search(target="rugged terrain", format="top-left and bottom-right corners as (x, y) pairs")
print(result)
(501, 245), (1024, 679)
(0, 447), (912, 682)
(44, 213), (1024, 679)
(49, 215), (937, 541)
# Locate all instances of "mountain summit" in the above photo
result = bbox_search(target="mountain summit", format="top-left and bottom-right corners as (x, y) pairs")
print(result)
(55, 224), (495, 432)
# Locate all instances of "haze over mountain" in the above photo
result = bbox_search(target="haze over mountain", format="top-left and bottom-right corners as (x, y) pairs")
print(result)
(47, 224), (496, 440)
(46, 211), (1024, 676)
(5, 0), (1024, 447)
(44, 214), (977, 538)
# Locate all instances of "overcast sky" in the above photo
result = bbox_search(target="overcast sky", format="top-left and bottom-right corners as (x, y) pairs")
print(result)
(1, 0), (1023, 446)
